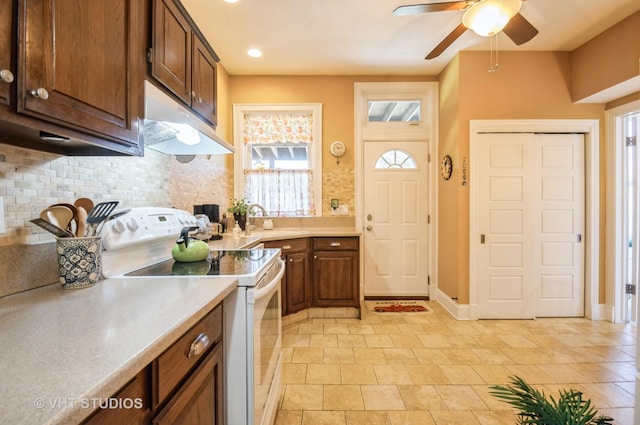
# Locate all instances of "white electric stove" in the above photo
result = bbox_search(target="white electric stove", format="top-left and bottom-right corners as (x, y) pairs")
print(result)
(100, 207), (284, 425)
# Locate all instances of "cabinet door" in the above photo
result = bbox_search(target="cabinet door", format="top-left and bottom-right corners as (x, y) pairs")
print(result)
(0, 0), (12, 106)
(285, 251), (310, 314)
(17, 0), (142, 147)
(313, 251), (359, 307)
(152, 343), (223, 425)
(191, 35), (217, 126)
(151, 0), (192, 106)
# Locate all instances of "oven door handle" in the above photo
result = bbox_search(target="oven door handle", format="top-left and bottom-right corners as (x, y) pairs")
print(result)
(250, 259), (285, 303)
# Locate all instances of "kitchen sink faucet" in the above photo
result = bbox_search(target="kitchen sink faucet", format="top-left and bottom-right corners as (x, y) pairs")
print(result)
(246, 204), (268, 236)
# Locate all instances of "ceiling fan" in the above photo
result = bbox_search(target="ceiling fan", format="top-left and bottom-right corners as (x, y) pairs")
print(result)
(393, 0), (539, 60)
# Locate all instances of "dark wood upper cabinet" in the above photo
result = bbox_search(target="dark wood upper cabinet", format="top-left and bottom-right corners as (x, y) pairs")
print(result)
(151, 0), (192, 105)
(0, 0), (13, 107)
(150, 0), (218, 127)
(17, 0), (144, 153)
(15, 0), (143, 153)
(192, 35), (217, 126)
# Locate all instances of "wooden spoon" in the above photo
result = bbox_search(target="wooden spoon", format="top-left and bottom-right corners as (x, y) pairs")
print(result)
(42, 205), (74, 233)
(75, 206), (88, 237)
(51, 203), (77, 233)
(74, 198), (94, 215)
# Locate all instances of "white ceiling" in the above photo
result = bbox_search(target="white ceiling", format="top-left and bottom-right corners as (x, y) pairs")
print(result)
(180, 0), (640, 76)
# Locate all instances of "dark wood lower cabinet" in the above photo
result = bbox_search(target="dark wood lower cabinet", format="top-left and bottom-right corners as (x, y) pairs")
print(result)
(82, 367), (151, 425)
(312, 249), (359, 308)
(82, 305), (223, 425)
(264, 238), (310, 316)
(152, 343), (223, 425)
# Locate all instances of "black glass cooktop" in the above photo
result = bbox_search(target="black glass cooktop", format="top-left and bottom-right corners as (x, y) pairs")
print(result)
(125, 249), (280, 277)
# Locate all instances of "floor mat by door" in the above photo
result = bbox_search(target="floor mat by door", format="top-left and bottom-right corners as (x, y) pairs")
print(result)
(365, 300), (432, 314)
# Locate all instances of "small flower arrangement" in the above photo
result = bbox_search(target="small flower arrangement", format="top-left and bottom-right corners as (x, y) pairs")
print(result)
(228, 198), (250, 216)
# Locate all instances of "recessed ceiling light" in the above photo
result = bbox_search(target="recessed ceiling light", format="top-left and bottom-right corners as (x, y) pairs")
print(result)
(224, 0), (238, 3)
(247, 48), (262, 58)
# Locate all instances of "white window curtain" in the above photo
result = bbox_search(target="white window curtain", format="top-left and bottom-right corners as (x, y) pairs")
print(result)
(245, 169), (316, 216)
(243, 113), (316, 216)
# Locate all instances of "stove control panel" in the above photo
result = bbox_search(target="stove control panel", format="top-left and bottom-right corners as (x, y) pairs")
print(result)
(102, 207), (197, 251)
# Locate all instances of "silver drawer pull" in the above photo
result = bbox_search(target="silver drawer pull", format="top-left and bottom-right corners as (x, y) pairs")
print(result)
(187, 333), (210, 358)
(30, 88), (49, 99)
(330, 242), (341, 247)
(282, 245), (292, 250)
(0, 70), (14, 83)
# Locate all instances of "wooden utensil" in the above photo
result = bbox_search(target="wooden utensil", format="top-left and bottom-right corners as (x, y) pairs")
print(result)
(44, 205), (75, 233)
(51, 203), (78, 233)
(74, 198), (94, 214)
(75, 206), (88, 237)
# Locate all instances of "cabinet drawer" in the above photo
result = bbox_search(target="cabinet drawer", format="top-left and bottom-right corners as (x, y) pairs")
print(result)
(313, 237), (358, 251)
(83, 367), (151, 424)
(153, 304), (222, 408)
(264, 237), (309, 253)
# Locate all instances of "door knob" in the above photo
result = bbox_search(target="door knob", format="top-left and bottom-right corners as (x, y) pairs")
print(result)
(366, 225), (373, 231)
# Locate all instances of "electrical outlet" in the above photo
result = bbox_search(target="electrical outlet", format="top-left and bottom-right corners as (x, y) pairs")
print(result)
(337, 205), (348, 215)
(0, 197), (4, 234)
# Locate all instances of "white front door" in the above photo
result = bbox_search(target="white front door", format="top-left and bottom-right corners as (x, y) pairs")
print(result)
(476, 133), (585, 318)
(363, 141), (429, 297)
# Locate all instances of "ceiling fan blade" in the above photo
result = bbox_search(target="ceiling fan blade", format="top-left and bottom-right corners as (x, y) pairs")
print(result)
(502, 12), (539, 45)
(426, 22), (468, 59)
(393, 2), (471, 16)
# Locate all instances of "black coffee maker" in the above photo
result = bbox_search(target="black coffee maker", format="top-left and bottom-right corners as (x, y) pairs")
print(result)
(193, 204), (223, 238)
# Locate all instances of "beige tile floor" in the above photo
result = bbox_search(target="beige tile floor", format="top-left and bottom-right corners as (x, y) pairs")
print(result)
(275, 301), (636, 425)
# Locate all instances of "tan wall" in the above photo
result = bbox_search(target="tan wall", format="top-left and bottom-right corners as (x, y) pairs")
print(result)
(438, 55), (462, 301)
(227, 75), (434, 215)
(571, 11), (640, 102)
(438, 51), (607, 304)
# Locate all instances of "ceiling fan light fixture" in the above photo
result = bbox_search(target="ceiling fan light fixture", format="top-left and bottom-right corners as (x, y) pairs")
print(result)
(462, 0), (522, 37)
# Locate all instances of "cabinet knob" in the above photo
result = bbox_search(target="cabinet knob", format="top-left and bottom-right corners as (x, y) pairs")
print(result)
(282, 245), (292, 250)
(0, 70), (14, 84)
(30, 88), (49, 100)
(330, 242), (341, 247)
(187, 333), (210, 358)
(366, 226), (373, 231)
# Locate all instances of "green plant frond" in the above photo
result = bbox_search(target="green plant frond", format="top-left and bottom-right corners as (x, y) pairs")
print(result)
(489, 376), (616, 425)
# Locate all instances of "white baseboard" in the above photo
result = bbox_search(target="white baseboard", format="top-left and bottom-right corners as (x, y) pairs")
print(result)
(588, 303), (608, 321)
(431, 287), (471, 320)
(432, 287), (607, 322)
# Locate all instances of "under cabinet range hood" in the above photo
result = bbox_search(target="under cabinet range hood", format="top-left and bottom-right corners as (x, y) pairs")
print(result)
(142, 81), (234, 156)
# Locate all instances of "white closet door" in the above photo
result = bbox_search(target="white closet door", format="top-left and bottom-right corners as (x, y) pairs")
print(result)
(476, 133), (584, 318)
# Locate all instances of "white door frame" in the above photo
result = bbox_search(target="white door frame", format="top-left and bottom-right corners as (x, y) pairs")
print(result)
(354, 82), (439, 301)
(469, 119), (601, 320)
(605, 99), (640, 323)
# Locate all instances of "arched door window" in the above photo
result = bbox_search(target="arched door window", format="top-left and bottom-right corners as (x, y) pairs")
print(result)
(374, 149), (417, 169)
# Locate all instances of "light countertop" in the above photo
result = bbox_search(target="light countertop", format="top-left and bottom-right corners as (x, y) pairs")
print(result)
(207, 227), (361, 249)
(0, 276), (237, 425)
(0, 227), (359, 424)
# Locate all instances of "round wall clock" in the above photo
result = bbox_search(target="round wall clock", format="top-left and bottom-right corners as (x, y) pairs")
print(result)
(330, 141), (346, 157)
(441, 154), (453, 180)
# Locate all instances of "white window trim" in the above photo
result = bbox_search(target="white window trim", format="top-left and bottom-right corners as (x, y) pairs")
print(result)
(233, 103), (323, 216)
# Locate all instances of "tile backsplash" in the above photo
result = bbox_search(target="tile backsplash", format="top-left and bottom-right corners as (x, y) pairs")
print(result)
(0, 144), (232, 297)
(0, 143), (354, 298)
